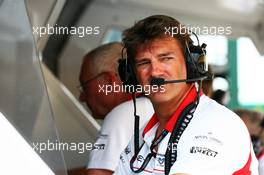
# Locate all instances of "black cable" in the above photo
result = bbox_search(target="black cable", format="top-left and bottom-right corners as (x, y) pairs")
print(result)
(130, 130), (168, 173)
(132, 92), (140, 155)
(164, 82), (201, 175)
(164, 102), (196, 175)
(192, 31), (200, 46)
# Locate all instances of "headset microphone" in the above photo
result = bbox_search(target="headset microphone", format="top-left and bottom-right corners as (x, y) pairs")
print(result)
(151, 74), (212, 87)
(151, 78), (185, 86)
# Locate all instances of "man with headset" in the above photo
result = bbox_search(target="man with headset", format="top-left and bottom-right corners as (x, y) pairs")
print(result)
(115, 15), (258, 174)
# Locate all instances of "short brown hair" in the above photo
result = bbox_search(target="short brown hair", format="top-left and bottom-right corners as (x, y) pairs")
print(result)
(234, 109), (263, 123)
(122, 15), (193, 62)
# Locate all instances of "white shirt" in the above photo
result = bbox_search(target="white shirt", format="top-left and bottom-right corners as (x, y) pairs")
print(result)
(87, 97), (154, 171)
(258, 151), (264, 175)
(115, 91), (258, 175)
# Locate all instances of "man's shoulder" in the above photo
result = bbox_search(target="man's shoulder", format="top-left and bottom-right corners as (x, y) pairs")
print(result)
(101, 97), (154, 132)
(177, 96), (253, 171)
(195, 95), (248, 134)
(198, 95), (240, 121)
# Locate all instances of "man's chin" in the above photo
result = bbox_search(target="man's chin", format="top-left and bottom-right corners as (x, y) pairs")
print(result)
(148, 92), (169, 104)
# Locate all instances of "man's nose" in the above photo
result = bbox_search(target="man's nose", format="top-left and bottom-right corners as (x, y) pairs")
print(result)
(150, 61), (163, 77)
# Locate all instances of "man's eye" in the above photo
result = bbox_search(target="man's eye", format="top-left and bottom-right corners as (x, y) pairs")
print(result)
(136, 61), (150, 67)
(161, 57), (173, 61)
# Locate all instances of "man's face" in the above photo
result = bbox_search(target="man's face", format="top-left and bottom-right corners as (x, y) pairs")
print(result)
(134, 36), (190, 104)
(79, 59), (111, 119)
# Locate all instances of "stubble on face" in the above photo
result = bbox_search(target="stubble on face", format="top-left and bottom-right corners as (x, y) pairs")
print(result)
(134, 37), (191, 106)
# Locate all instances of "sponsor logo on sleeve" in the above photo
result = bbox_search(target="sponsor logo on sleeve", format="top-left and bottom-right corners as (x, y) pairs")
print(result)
(190, 146), (218, 157)
(120, 155), (125, 163)
(193, 133), (223, 146)
(98, 134), (108, 139)
(92, 143), (105, 150)
(125, 146), (131, 155)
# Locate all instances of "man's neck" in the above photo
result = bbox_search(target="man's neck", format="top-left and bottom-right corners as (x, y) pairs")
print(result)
(153, 84), (194, 131)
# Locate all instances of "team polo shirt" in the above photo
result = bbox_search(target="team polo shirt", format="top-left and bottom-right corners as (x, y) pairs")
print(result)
(114, 87), (258, 175)
(87, 97), (154, 171)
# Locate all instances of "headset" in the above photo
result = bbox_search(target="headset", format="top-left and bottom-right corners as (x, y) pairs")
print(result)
(118, 47), (139, 91)
(118, 32), (211, 89)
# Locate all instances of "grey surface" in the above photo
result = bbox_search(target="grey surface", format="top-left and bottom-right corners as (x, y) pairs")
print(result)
(42, 63), (100, 169)
(0, 0), (67, 174)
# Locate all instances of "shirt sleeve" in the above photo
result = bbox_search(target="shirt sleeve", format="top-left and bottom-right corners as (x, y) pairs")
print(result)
(259, 156), (264, 175)
(114, 148), (133, 175)
(87, 98), (153, 171)
(87, 103), (134, 171)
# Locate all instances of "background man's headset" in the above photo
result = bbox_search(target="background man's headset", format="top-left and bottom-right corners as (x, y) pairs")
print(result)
(118, 30), (213, 174)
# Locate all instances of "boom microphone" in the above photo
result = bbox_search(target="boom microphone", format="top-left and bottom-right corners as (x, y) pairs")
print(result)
(151, 74), (212, 86)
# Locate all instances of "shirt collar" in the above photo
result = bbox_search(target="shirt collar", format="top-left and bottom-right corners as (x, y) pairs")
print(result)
(142, 85), (201, 136)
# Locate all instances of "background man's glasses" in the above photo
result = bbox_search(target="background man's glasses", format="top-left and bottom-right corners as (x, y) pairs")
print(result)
(77, 72), (106, 93)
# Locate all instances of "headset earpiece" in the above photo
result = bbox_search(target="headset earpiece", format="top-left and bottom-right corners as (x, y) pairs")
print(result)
(118, 54), (138, 92)
(185, 41), (209, 82)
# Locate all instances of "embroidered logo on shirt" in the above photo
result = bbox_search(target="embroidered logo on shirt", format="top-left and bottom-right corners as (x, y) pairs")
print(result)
(156, 154), (165, 165)
(98, 133), (108, 139)
(92, 143), (105, 150)
(137, 155), (145, 162)
(120, 155), (125, 163)
(193, 134), (223, 146)
(190, 146), (218, 157)
(125, 146), (131, 154)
